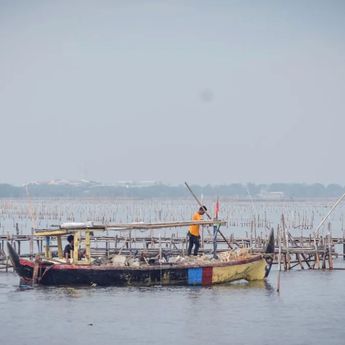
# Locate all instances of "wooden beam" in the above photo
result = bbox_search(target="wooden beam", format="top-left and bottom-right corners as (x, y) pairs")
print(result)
(73, 231), (80, 264)
(85, 230), (91, 264)
(57, 236), (63, 259)
(34, 220), (227, 234)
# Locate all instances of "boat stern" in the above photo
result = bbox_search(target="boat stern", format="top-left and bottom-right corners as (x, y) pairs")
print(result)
(7, 242), (34, 281)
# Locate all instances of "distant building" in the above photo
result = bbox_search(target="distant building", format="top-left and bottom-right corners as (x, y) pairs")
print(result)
(114, 180), (159, 188)
(258, 190), (285, 200)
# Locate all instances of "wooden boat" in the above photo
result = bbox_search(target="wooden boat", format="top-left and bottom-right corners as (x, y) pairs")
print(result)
(7, 220), (274, 287)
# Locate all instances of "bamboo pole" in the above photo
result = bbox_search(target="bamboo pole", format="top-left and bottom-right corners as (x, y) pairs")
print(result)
(321, 237), (326, 269)
(328, 223), (333, 270)
(277, 225), (282, 293)
(313, 232), (320, 269)
(315, 192), (345, 236)
(30, 228), (34, 259)
(281, 214), (290, 270)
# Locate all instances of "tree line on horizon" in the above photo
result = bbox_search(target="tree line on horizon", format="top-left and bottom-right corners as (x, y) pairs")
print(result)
(0, 182), (344, 198)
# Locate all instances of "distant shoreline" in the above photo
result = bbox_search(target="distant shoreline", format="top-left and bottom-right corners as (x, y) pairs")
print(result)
(0, 182), (344, 199)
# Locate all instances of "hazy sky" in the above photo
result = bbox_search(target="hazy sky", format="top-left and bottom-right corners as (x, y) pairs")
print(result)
(1, 0), (344, 185)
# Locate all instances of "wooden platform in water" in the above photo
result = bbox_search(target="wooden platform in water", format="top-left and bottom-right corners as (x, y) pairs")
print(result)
(1, 231), (344, 271)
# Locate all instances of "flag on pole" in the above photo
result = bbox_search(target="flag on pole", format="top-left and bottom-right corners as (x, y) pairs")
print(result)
(214, 197), (220, 219)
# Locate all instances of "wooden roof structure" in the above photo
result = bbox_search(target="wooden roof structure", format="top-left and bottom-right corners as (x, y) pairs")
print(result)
(34, 220), (227, 237)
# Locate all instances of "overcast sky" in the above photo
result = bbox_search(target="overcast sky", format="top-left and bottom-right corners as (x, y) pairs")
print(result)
(1, 0), (344, 185)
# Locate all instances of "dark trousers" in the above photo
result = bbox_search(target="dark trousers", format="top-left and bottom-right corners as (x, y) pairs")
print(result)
(188, 234), (200, 256)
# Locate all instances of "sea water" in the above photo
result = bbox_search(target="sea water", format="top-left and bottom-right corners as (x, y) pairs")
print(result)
(1, 268), (345, 345)
(1, 198), (345, 344)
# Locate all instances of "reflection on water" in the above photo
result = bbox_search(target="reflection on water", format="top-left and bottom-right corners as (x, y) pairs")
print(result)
(215, 279), (273, 290)
(16, 278), (275, 299)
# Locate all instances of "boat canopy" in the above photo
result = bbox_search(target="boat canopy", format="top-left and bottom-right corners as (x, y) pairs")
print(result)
(32, 220), (226, 265)
(33, 220), (226, 237)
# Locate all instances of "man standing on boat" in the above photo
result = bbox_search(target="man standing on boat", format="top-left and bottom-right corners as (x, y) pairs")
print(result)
(187, 206), (207, 256)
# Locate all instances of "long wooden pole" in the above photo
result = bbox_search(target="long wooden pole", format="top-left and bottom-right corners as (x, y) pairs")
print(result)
(277, 225), (282, 293)
(184, 182), (233, 249)
(281, 214), (290, 270)
(315, 191), (345, 235)
(184, 182), (213, 219)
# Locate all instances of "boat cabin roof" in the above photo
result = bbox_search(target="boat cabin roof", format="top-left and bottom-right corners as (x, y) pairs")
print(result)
(34, 219), (226, 237)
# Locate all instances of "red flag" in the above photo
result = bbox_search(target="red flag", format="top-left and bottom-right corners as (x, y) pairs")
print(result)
(214, 197), (220, 219)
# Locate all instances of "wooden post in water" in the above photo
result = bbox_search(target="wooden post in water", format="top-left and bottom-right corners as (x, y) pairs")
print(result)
(277, 225), (282, 293)
(281, 214), (290, 270)
(30, 228), (34, 259)
(328, 222), (333, 270)
(322, 237), (327, 269)
(313, 232), (320, 270)
(254, 216), (257, 246)
(343, 223), (345, 261)
(5, 252), (9, 272)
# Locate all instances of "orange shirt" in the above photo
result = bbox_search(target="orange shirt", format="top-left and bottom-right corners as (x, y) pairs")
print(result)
(189, 212), (202, 236)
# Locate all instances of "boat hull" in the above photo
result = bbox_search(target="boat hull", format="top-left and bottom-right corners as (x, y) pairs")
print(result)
(13, 255), (268, 286)
(7, 229), (274, 287)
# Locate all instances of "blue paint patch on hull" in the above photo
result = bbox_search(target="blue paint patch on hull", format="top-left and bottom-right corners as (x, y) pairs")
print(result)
(188, 268), (202, 285)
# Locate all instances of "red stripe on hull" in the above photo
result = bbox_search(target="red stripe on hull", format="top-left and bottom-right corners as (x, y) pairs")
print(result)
(19, 259), (34, 267)
(202, 267), (213, 286)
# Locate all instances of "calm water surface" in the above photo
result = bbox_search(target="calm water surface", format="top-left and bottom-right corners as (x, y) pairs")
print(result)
(1, 198), (345, 344)
(1, 268), (344, 345)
